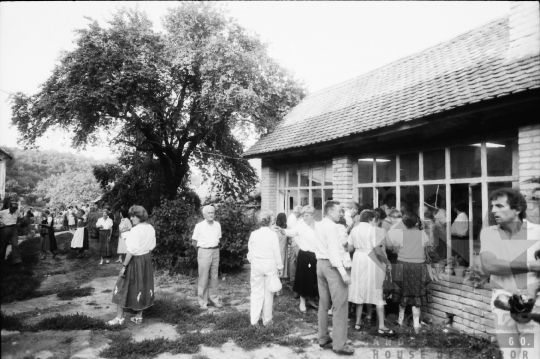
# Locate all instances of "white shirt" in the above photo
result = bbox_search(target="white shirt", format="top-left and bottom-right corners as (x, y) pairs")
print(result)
(287, 213), (300, 246)
(480, 220), (540, 293)
(126, 222), (156, 256)
(192, 220), (222, 248)
(247, 227), (283, 270)
(451, 212), (469, 237)
(0, 209), (21, 227)
(314, 218), (345, 272)
(284, 220), (318, 252)
(96, 217), (114, 230)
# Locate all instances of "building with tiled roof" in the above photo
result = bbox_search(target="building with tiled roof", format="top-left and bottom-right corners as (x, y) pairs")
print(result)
(245, 1), (539, 339)
(0, 146), (14, 201)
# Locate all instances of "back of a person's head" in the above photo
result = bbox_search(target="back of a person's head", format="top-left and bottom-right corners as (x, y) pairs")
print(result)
(402, 212), (419, 229)
(258, 210), (273, 227)
(276, 213), (287, 229)
(359, 210), (376, 223)
(324, 200), (340, 215)
(374, 207), (387, 220)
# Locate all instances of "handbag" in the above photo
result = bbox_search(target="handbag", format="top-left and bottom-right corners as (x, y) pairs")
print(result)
(268, 274), (282, 293)
(382, 267), (394, 300)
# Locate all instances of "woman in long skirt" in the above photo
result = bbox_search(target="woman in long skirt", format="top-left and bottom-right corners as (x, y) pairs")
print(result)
(387, 211), (432, 333)
(40, 210), (58, 260)
(107, 205), (156, 325)
(348, 210), (393, 334)
(70, 209), (89, 258)
(115, 209), (132, 263)
(96, 209), (114, 265)
(282, 205), (319, 312)
(68, 206), (76, 231)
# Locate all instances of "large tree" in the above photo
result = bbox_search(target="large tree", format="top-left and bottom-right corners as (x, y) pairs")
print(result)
(11, 3), (305, 199)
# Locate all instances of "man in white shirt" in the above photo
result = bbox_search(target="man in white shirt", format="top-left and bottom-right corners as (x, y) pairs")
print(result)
(315, 200), (354, 356)
(0, 195), (23, 265)
(192, 205), (224, 309)
(480, 188), (540, 359)
(287, 206), (302, 285)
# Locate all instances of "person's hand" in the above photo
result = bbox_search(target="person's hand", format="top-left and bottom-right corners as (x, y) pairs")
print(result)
(341, 272), (351, 285)
(278, 269), (283, 277)
(119, 267), (126, 277)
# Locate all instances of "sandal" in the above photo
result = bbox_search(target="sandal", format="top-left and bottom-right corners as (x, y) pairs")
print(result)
(378, 328), (395, 336)
(333, 345), (355, 356)
(107, 317), (125, 326)
(130, 317), (143, 324)
(354, 323), (362, 331)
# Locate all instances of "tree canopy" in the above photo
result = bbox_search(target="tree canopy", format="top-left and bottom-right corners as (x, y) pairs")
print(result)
(11, 3), (305, 200)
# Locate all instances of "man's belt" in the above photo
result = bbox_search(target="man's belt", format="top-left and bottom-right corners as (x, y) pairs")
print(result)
(200, 246), (219, 249)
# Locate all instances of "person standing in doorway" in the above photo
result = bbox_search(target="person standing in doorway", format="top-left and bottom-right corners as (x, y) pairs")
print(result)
(192, 205), (224, 309)
(287, 205), (302, 288)
(315, 200), (355, 356)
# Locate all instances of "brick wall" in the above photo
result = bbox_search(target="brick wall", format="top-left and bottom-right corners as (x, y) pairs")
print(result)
(518, 124), (540, 224)
(332, 156), (354, 209)
(505, 1), (540, 63)
(260, 158), (277, 213)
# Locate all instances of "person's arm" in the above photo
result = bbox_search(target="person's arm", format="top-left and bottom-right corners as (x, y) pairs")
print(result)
(374, 246), (391, 266)
(325, 222), (350, 284)
(272, 233), (283, 274)
(246, 233), (254, 263)
(282, 227), (299, 237)
(191, 223), (199, 249)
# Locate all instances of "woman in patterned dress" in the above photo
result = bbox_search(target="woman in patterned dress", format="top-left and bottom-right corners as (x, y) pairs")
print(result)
(348, 210), (393, 334)
(107, 205), (156, 325)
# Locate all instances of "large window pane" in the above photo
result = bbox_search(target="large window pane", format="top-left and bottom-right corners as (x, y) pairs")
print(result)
(451, 146), (481, 179)
(299, 189), (309, 207)
(288, 169), (298, 187)
(300, 167), (309, 187)
(377, 157), (396, 183)
(311, 167), (323, 187)
(358, 159), (373, 184)
(288, 190), (298, 211)
(313, 189), (323, 221)
(400, 185), (420, 215)
(278, 170), (286, 188)
(487, 140), (515, 177)
(358, 187), (374, 209)
(400, 153), (419, 182)
(325, 164), (333, 185)
(423, 149), (445, 180)
(377, 187), (396, 211)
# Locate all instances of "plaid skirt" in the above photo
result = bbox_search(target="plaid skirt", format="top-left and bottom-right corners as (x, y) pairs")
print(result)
(97, 229), (112, 256)
(112, 252), (155, 311)
(392, 260), (432, 307)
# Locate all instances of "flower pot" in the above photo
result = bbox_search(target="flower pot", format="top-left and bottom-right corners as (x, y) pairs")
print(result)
(454, 266), (466, 278)
(444, 266), (454, 275)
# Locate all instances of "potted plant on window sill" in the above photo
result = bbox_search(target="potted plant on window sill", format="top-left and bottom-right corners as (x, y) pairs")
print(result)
(453, 257), (467, 278)
(444, 256), (457, 275)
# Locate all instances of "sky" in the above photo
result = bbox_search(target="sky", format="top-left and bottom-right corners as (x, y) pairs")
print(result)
(0, 1), (511, 160)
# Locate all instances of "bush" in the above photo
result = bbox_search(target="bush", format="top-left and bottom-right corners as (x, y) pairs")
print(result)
(150, 192), (256, 274)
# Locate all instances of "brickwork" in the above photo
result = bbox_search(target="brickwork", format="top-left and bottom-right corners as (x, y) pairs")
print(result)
(260, 159), (277, 213)
(332, 156), (353, 209)
(424, 274), (498, 341)
(518, 124), (540, 224)
(505, 1), (540, 63)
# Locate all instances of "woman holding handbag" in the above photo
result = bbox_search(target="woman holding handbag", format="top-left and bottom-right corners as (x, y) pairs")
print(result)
(247, 210), (283, 326)
(348, 210), (393, 335)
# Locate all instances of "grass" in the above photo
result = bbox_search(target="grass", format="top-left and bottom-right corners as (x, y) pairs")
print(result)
(0, 311), (123, 332)
(57, 286), (95, 300)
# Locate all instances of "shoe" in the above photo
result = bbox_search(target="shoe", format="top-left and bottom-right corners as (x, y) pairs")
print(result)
(299, 303), (306, 312)
(378, 328), (395, 336)
(319, 337), (333, 348)
(130, 317), (143, 324)
(354, 324), (362, 331)
(99, 259), (104, 265)
(105, 260), (110, 264)
(333, 345), (355, 356)
(328, 308), (333, 316)
(200, 304), (208, 310)
(107, 317), (125, 325)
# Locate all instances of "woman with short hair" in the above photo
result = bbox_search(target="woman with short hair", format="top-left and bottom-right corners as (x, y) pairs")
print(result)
(107, 205), (156, 325)
(39, 210), (58, 260)
(388, 211), (432, 332)
(96, 209), (114, 265)
(247, 210), (283, 326)
(348, 210), (392, 334)
(70, 209), (89, 258)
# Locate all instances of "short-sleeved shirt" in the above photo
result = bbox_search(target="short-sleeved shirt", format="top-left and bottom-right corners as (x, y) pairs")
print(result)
(192, 220), (222, 248)
(388, 226), (429, 263)
(96, 217), (114, 230)
(480, 220), (540, 293)
(126, 223), (156, 256)
(0, 209), (21, 227)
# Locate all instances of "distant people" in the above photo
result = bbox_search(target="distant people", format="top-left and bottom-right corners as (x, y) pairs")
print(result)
(281, 205), (319, 312)
(348, 210), (393, 335)
(96, 209), (114, 265)
(192, 205), (224, 309)
(39, 210), (58, 260)
(247, 210), (283, 326)
(387, 212), (432, 333)
(0, 195), (23, 265)
(345, 202), (361, 234)
(70, 209), (89, 258)
(287, 206), (302, 288)
(451, 202), (470, 265)
(316, 200), (355, 356)
(275, 213), (289, 293)
(68, 206), (76, 231)
(425, 194), (447, 261)
(108, 205), (156, 325)
(62, 208), (69, 230)
(116, 209), (132, 263)
(380, 194), (396, 215)
(479, 188), (540, 359)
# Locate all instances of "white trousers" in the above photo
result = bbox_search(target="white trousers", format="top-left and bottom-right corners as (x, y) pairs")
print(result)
(250, 258), (277, 325)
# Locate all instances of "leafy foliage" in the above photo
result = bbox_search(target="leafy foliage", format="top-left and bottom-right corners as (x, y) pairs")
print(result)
(33, 169), (102, 207)
(11, 3), (305, 200)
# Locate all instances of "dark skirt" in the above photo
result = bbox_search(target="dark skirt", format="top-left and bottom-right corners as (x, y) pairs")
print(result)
(97, 229), (112, 257)
(392, 260), (432, 307)
(112, 252), (155, 311)
(40, 234), (58, 253)
(293, 250), (319, 298)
